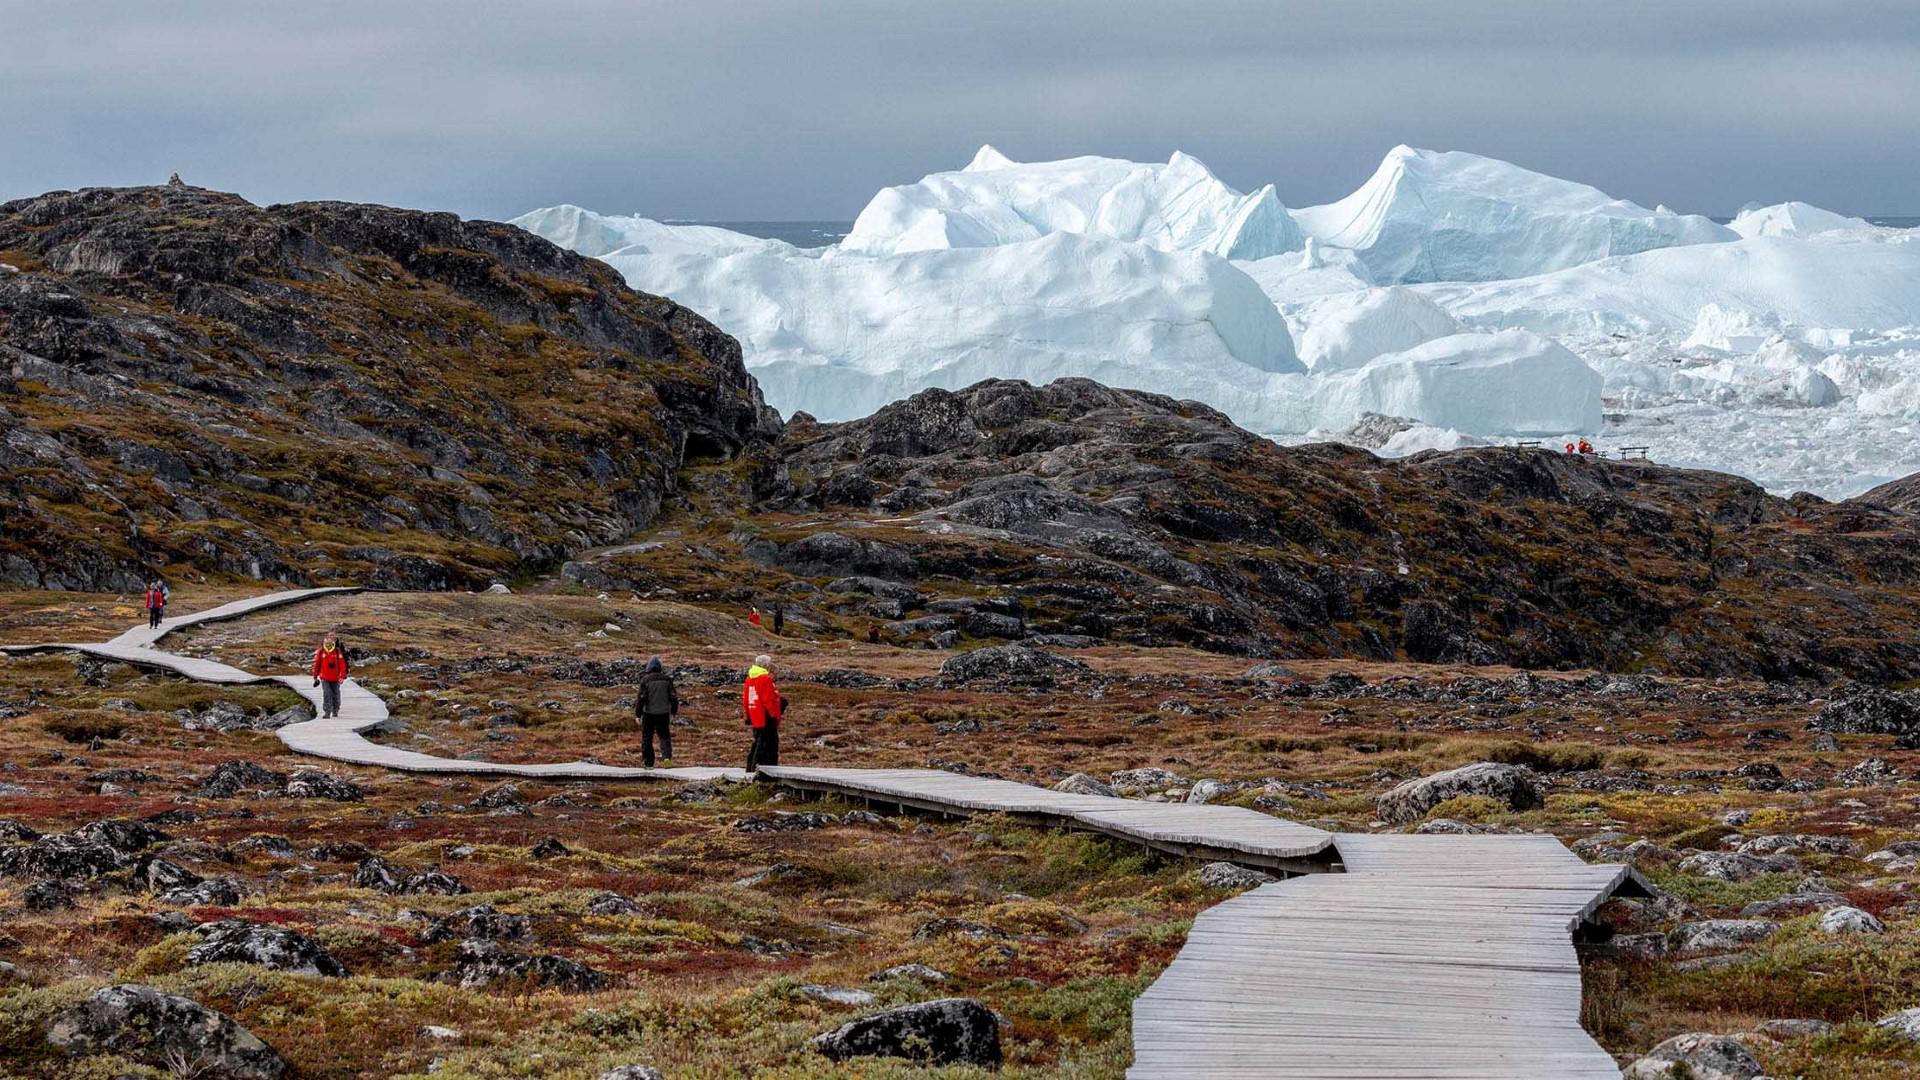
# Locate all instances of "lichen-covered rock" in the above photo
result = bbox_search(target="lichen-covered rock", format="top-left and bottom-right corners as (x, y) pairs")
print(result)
(451, 940), (609, 992)
(0, 833), (130, 880)
(1876, 1008), (1920, 1041)
(1811, 684), (1920, 736)
(0, 818), (42, 843)
(45, 983), (286, 1079)
(22, 878), (76, 910)
(1052, 773), (1116, 797)
(133, 856), (203, 893)
(596, 1068), (665, 1080)
(1622, 1032), (1763, 1079)
(871, 963), (950, 983)
(197, 761), (289, 797)
(282, 770), (362, 801)
(1186, 778), (1236, 805)
(733, 812), (837, 833)
(1198, 862), (1275, 890)
(1374, 763), (1542, 824)
(1677, 851), (1797, 881)
(353, 855), (468, 896)
(913, 918), (1009, 941)
(811, 998), (1002, 1067)
(1817, 905), (1885, 935)
(1755, 1018), (1833, 1040)
(1670, 919), (1779, 953)
(528, 837), (568, 860)
(159, 877), (248, 907)
(939, 644), (1090, 685)
(422, 904), (532, 944)
(586, 891), (642, 916)
(189, 920), (348, 977)
(1108, 767), (1186, 794)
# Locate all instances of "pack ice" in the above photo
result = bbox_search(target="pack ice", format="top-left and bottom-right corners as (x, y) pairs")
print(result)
(516, 148), (1920, 497)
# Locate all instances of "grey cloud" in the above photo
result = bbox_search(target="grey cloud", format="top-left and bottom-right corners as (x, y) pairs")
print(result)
(1, 0), (1915, 219)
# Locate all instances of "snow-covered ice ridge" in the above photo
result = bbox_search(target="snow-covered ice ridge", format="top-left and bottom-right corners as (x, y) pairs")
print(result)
(512, 145), (1920, 498)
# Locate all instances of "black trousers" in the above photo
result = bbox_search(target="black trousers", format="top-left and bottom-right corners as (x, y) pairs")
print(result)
(746, 721), (780, 771)
(640, 712), (673, 767)
(149, 608), (163, 629)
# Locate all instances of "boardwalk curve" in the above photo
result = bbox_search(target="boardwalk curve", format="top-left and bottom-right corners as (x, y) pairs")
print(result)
(3, 588), (1640, 1076)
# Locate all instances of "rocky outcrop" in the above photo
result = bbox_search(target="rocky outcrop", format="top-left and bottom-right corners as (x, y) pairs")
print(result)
(450, 940), (609, 992)
(940, 644), (1090, 685)
(46, 984), (286, 1079)
(0, 183), (781, 590)
(188, 920), (348, 976)
(1199, 862), (1275, 890)
(811, 998), (1003, 1067)
(1374, 763), (1543, 824)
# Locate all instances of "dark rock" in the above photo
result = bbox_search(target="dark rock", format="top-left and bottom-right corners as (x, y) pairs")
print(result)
(22, 878), (75, 910)
(811, 997), (1003, 1067)
(282, 770), (362, 801)
(421, 904), (531, 944)
(585, 892), (642, 916)
(353, 855), (467, 896)
(45, 984), (286, 1079)
(528, 837), (568, 860)
(733, 812), (837, 833)
(189, 920), (348, 976)
(912, 918), (1009, 941)
(133, 856), (203, 893)
(940, 644), (1090, 685)
(1811, 684), (1920, 736)
(450, 940), (609, 992)
(158, 878), (248, 907)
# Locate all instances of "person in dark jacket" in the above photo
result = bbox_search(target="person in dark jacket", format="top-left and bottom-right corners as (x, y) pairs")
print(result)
(635, 656), (679, 768)
(772, 603), (784, 636)
(742, 653), (784, 772)
(311, 633), (350, 719)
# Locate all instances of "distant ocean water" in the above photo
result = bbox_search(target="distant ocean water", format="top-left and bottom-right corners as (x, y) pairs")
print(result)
(692, 218), (1916, 248)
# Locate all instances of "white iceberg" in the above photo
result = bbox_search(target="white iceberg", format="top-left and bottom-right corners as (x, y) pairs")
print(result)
(509, 205), (776, 258)
(1296, 330), (1605, 435)
(601, 232), (1302, 423)
(1728, 201), (1874, 240)
(1296, 287), (1462, 372)
(842, 146), (1304, 260)
(1424, 235), (1920, 338)
(1293, 146), (1735, 284)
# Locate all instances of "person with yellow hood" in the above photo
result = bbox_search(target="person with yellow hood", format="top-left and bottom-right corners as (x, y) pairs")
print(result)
(741, 653), (784, 772)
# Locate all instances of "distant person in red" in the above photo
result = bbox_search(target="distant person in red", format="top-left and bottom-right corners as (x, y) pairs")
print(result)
(1564, 442), (1575, 453)
(748, 608), (763, 629)
(742, 653), (784, 772)
(144, 580), (166, 630)
(1578, 438), (1595, 455)
(311, 633), (350, 719)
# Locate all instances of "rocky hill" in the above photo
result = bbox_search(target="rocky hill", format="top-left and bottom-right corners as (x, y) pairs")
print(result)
(4, 186), (1919, 681)
(0, 182), (781, 591)
(570, 378), (1920, 681)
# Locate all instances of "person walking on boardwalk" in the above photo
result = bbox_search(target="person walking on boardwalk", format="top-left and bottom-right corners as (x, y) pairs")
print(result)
(311, 632), (350, 719)
(742, 653), (784, 772)
(635, 656), (679, 768)
(144, 580), (166, 630)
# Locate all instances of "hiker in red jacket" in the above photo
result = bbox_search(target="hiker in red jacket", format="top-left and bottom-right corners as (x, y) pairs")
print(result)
(144, 581), (166, 630)
(311, 633), (350, 719)
(742, 653), (784, 772)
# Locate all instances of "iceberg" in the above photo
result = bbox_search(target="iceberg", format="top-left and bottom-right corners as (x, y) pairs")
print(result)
(843, 146), (1304, 260)
(1296, 287), (1462, 372)
(1423, 234), (1920, 337)
(1293, 146), (1735, 284)
(509, 205), (776, 258)
(1299, 331), (1605, 435)
(1728, 201), (1874, 240)
(601, 232), (1303, 423)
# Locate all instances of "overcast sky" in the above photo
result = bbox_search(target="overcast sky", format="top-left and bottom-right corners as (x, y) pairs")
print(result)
(4, 1), (1917, 221)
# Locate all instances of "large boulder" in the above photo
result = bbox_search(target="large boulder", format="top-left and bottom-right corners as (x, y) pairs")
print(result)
(188, 921), (348, 977)
(1052, 773), (1117, 797)
(1622, 1032), (1763, 1079)
(46, 984), (286, 1080)
(451, 940), (610, 992)
(1677, 851), (1797, 881)
(1199, 862), (1275, 891)
(1374, 762), (1542, 824)
(198, 760), (289, 798)
(811, 998), (1002, 1067)
(421, 904), (532, 944)
(1811, 684), (1920, 736)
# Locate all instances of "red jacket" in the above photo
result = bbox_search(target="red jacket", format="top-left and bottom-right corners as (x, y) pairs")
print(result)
(312, 645), (350, 683)
(742, 665), (782, 729)
(145, 588), (165, 611)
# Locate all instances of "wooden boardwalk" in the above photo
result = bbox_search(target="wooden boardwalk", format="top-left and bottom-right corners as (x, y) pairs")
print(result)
(2, 588), (743, 782)
(4, 588), (1640, 1076)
